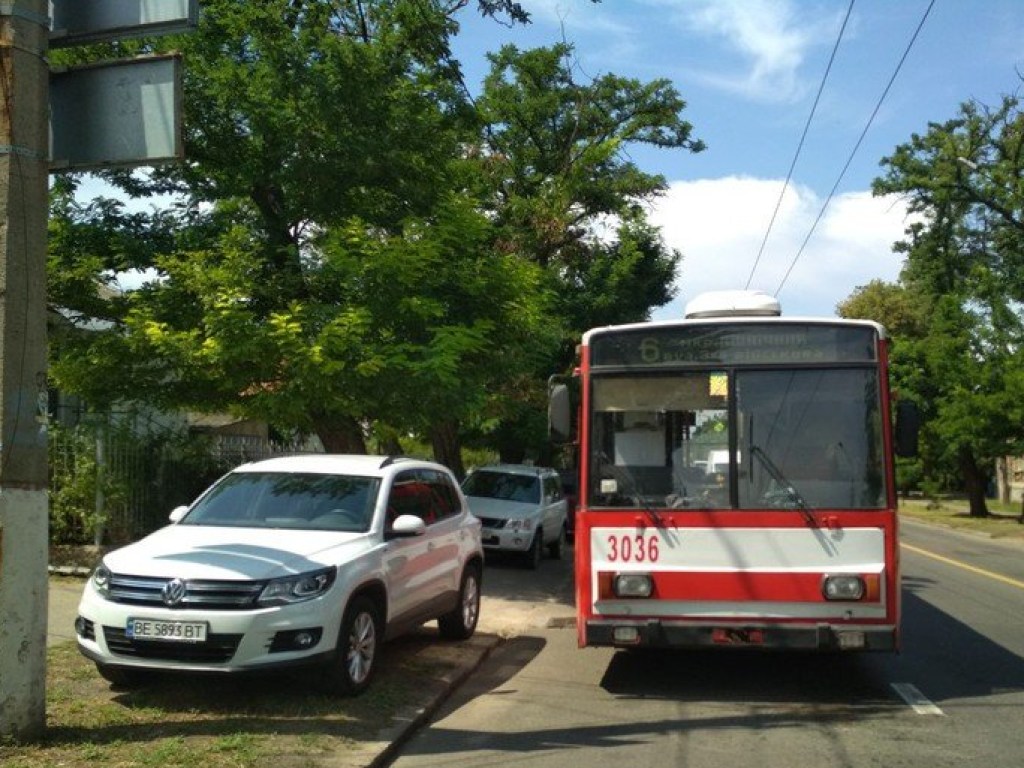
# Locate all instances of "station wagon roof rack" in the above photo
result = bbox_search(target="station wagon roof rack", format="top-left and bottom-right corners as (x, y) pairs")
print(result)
(379, 455), (415, 468)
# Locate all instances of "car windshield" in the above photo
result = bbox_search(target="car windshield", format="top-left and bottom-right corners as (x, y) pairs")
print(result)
(463, 472), (540, 504)
(180, 471), (381, 532)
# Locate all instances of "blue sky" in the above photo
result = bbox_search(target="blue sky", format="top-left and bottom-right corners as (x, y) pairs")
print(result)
(451, 0), (1024, 318)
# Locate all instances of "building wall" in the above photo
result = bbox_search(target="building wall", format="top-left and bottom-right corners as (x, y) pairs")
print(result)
(996, 456), (1024, 504)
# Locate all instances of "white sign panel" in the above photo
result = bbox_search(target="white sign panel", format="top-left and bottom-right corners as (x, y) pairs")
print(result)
(50, 55), (183, 171)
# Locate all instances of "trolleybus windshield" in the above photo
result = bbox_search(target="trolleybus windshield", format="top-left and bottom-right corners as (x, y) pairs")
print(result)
(589, 366), (885, 511)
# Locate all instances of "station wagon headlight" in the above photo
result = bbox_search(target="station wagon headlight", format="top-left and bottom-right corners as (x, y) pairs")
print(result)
(258, 567), (337, 606)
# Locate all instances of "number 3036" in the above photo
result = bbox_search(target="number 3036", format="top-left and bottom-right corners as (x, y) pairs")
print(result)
(606, 534), (659, 563)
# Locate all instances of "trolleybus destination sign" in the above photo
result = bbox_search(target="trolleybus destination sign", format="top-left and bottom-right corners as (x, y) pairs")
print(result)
(589, 323), (879, 367)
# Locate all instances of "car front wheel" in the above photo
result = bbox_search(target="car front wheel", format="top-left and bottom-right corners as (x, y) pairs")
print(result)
(438, 564), (481, 640)
(323, 596), (380, 696)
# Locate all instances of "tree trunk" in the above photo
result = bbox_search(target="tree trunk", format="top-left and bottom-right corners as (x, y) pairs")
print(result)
(498, 445), (527, 464)
(430, 419), (464, 479)
(316, 415), (368, 455)
(378, 433), (403, 456)
(959, 447), (989, 518)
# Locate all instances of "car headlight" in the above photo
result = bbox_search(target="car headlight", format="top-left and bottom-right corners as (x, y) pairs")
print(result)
(257, 567), (337, 607)
(507, 518), (533, 531)
(91, 563), (112, 597)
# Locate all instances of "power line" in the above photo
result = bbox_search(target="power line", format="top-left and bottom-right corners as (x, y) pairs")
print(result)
(746, 0), (855, 290)
(774, 0), (936, 298)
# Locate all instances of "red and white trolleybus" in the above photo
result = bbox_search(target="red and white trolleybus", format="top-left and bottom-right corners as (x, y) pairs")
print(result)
(548, 290), (917, 652)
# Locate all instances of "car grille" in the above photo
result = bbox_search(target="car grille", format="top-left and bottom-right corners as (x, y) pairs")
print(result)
(105, 573), (265, 610)
(477, 517), (507, 529)
(103, 627), (243, 663)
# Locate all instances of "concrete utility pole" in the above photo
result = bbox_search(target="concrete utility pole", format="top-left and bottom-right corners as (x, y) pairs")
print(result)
(0, 0), (50, 741)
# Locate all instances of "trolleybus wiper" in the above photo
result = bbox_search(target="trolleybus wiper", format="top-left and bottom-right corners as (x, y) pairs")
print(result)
(598, 452), (663, 526)
(749, 445), (817, 527)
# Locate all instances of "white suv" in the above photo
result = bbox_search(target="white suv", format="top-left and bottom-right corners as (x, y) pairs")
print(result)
(75, 455), (484, 695)
(461, 464), (568, 568)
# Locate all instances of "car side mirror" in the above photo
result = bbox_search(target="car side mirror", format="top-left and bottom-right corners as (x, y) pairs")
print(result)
(169, 505), (189, 523)
(548, 376), (576, 444)
(387, 514), (426, 540)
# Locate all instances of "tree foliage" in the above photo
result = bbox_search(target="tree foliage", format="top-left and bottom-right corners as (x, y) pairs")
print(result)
(48, 0), (699, 471)
(859, 95), (1024, 515)
(467, 43), (705, 458)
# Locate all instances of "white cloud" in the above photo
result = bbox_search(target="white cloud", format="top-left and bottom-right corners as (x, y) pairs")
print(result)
(651, 0), (840, 103)
(647, 177), (912, 320)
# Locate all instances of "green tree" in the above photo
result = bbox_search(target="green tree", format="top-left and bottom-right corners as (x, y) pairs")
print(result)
(48, 2), (678, 471)
(48, 1), (559, 466)
(468, 43), (705, 460)
(869, 96), (1024, 516)
(838, 280), (930, 496)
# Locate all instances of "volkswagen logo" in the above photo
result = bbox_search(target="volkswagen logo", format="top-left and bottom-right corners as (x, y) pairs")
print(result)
(161, 578), (187, 607)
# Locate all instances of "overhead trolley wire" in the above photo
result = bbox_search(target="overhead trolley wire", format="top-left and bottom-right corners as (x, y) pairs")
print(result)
(746, 0), (856, 290)
(774, 0), (936, 298)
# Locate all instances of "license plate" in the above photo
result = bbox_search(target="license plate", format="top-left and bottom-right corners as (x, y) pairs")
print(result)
(837, 630), (866, 650)
(126, 618), (208, 643)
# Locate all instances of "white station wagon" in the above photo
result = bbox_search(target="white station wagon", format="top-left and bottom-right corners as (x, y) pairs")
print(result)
(75, 455), (484, 695)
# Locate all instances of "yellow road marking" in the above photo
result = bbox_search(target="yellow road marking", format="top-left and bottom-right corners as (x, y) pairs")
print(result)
(901, 543), (1024, 590)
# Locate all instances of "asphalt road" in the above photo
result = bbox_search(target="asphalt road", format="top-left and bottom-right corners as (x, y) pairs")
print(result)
(389, 524), (1024, 768)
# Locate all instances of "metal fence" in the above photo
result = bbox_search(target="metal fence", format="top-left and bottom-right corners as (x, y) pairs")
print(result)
(49, 427), (301, 545)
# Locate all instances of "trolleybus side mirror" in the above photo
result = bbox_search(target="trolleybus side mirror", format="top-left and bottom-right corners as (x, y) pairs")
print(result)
(548, 377), (574, 444)
(894, 401), (920, 458)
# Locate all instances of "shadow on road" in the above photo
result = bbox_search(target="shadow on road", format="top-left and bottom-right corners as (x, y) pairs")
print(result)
(597, 585), (1024, 707)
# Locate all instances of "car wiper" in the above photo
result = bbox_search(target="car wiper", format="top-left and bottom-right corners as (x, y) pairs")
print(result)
(749, 445), (816, 527)
(597, 452), (664, 526)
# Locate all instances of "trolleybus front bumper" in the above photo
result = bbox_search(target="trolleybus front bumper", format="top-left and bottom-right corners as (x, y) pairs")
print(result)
(585, 620), (897, 651)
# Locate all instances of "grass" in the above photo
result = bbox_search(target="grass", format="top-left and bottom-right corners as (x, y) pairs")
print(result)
(899, 496), (1024, 541)
(0, 632), (465, 768)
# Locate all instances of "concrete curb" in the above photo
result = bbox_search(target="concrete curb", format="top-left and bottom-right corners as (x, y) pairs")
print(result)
(49, 565), (91, 578)
(344, 633), (503, 768)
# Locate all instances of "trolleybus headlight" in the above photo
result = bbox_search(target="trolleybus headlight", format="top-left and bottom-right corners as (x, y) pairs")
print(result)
(614, 573), (653, 598)
(822, 574), (866, 601)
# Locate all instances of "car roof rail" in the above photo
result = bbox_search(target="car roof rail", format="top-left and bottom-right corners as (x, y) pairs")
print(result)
(379, 455), (415, 469)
